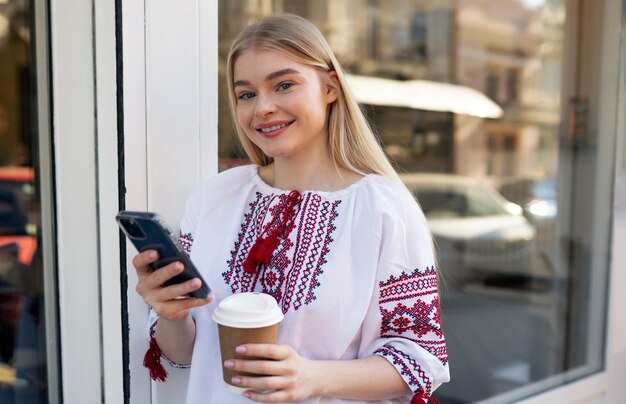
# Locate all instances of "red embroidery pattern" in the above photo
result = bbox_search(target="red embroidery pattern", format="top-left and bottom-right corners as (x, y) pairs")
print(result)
(379, 266), (448, 365)
(178, 232), (194, 254)
(224, 194), (269, 290)
(375, 345), (432, 394)
(224, 192), (341, 313)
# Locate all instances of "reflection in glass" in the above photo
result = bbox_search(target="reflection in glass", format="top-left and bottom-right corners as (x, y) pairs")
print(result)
(0, 1), (48, 402)
(401, 173), (536, 291)
(218, 1), (607, 402)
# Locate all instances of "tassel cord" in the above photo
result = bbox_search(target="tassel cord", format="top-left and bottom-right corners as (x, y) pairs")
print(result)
(243, 191), (302, 273)
(410, 392), (439, 404)
(143, 335), (168, 382)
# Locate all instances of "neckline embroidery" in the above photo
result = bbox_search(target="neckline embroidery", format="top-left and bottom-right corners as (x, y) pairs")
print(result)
(243, 190), (303, 274)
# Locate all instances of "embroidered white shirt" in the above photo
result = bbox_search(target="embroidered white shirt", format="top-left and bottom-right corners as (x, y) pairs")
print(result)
(152, 164), (449, 404)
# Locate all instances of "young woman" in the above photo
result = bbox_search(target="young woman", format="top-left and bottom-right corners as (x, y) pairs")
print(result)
(133, 13), (449, 403)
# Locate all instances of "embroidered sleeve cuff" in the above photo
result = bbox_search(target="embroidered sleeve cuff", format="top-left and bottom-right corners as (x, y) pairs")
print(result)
(374, 345), (433, 395)
(149, 319), (191, 369)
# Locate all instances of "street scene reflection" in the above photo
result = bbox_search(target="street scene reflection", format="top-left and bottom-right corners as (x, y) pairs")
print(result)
(401, 173), (537, 289)
(217, 1), (588, 402)
(0, 1), (47, 402)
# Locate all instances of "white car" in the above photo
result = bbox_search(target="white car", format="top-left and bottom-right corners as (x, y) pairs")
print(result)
(400, 174), (537, 286)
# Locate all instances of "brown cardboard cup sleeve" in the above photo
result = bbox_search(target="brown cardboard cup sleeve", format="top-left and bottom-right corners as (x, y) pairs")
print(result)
(212, 292), (284, 395)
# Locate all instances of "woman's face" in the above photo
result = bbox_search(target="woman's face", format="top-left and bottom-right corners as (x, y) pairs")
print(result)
(232, 49), (337, 164)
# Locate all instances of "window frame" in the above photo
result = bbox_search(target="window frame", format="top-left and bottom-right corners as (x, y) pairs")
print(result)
(118, 0), (625, 402)
(33, 0), (60, 401)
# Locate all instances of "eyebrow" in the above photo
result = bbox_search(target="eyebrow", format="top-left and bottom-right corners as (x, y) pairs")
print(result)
(233, 68), (301, 88)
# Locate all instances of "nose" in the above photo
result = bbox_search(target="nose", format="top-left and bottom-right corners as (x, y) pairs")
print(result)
(254, 93), (276, 118)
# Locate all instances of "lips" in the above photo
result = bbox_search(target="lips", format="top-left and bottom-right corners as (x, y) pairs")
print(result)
(255, 120), (293, 136)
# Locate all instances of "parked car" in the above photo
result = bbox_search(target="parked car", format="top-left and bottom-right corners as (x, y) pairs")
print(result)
(498, 177), (557, 222)
(400, 173), (536, 287)
(498, 177), (557, 268)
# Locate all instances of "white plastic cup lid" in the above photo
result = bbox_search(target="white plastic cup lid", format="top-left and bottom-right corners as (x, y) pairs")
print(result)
(212, 292), (284, 328)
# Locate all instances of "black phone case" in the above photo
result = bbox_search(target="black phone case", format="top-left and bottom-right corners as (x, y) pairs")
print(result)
(116, 211), (211, 299)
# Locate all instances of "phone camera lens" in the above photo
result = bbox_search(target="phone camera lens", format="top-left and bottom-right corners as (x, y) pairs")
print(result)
(122, 218), (145, 239)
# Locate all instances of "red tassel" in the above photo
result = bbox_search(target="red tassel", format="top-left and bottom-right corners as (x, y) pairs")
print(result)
(411, 392), (439, 404)
(255, 232), (280, 264)
(243, 191), (303, 274)
(143, 337), (168, 382)
(243, 231), (281, 273)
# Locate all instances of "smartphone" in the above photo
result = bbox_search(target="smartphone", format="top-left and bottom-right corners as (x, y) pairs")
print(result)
(116, 210), (211, 299)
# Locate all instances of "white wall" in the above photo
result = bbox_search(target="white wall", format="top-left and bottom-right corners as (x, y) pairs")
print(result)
(122, 1), (218, 403)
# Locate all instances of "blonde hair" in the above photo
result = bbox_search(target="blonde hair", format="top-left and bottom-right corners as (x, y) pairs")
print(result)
(226, 14), (443, 287)
(226, 13), (400, 181)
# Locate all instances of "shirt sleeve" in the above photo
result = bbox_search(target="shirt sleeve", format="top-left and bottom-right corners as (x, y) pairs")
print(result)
(145, 185), (204, 368)
(360, 192), (450, 398)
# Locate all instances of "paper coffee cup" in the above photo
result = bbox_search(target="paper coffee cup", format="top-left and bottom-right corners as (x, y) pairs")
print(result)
(212, 292), (284, 394)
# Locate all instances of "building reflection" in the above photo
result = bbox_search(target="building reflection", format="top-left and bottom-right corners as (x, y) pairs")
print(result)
(219, 1), (563, 180)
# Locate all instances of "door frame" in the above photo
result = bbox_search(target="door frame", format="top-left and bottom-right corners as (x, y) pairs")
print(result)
(48, 0), (122, 402)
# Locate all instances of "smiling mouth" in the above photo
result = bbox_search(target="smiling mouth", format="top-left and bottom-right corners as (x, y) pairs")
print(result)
(257, 121), (292, 133)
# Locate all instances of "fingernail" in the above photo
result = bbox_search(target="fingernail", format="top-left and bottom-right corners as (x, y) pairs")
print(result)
(190, 279), (200, 287)
(224, 360), (234, 368)
(172, 263), (182, 273)
(231, 376), (242, 384)
(148, 250), (157, 258)
(242, 392), (250, 398)
(235, 346), (246, 354)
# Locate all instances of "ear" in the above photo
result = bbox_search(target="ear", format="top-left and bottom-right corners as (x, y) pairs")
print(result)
(323, 71), (339, 104)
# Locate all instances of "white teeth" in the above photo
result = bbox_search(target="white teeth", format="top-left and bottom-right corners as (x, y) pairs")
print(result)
(259, 122), (288, 133)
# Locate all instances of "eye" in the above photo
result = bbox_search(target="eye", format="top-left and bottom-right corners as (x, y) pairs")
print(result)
(277, 82), (293, 91)
(237, 92), (255, 100)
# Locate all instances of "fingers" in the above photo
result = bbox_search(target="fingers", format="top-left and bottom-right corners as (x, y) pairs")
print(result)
(133, 250), (212, 319)
(150, 297), (209, 321)
(240, 387), (295, 403)
(224, 358), (285, 377)
(135, 261), (183, 293)
(142, 277), (211, 320)
(223, 344), (311, 402)
(132, 250), (159, 274)
(235, 344), (290, 361)
(223, 345), (293, 377)
(228, 371), (296, 402)
(151, 277), (204, 303)
(139, 272), (207, 307)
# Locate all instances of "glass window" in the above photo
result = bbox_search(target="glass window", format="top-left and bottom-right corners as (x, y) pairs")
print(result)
(217, 1), (611, 402)
(0, 1), (53, 402)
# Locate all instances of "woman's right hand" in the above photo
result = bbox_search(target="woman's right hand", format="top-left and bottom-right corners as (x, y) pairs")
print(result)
(133, 250), (212, 321)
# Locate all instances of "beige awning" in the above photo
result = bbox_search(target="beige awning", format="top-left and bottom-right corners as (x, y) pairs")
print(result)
(345, 74), (503, 119)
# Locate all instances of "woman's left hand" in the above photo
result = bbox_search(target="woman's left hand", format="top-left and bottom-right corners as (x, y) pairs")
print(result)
(224, 343), (322, 402)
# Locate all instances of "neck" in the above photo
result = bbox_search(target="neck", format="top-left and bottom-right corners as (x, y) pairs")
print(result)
(260, 154), (362, 192)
